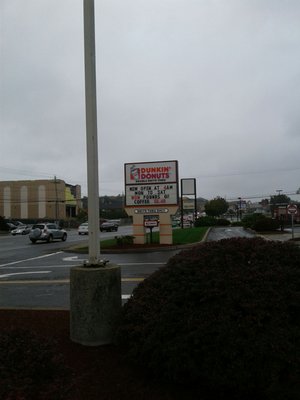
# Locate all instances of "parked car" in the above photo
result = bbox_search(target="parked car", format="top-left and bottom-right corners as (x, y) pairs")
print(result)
(78, 222), (88, 235)
(11, 225), (31, 235)
(29, 223), (67, 243)
(7, 222), (18, 231)
(100, 221), (118, 232)
(6, 221), (23, 231)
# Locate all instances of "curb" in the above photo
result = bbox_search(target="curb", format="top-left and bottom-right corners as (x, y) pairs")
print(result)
(65, 228), (211, 254)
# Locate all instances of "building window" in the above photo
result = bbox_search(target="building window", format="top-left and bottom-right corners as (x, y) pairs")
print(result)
(38, 185), (46, 218)
(20, 186), (28, 219)
(4, 187), (11, 218)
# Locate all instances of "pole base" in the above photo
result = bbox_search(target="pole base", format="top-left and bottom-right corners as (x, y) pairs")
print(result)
(70, 263), (121, 346)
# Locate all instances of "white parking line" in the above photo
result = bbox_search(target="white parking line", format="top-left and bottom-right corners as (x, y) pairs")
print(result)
(0, 271), (51, 279)
(0, 252), (63, 268)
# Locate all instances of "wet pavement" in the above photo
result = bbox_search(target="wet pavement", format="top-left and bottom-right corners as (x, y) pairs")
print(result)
(205, 226), (300, 243)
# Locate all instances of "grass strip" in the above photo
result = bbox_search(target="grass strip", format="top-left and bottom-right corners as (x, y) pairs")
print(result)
(69, 227), (208, 253)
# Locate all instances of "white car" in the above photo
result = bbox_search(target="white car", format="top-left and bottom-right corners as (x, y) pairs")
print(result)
(29, 223), (67, 243)
(11, 225), (31, 235)
(78, 222), (89, 235)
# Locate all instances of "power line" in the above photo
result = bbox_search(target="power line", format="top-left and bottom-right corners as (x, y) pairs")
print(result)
(193, 166), (300, 179)
(227, 191), (299, 202)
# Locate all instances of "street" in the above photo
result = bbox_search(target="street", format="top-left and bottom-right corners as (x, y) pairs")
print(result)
(2, 225), (298, 309)
(0, 227), (178, 309)
(206, 226), (255, 241)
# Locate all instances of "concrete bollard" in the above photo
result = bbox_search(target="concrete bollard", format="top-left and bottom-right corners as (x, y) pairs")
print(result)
(70, 263), (121, 346)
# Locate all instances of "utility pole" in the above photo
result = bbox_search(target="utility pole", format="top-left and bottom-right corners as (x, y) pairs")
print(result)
(84, 0), (100, 264)
(70, 0), (121, 347)
(238, 197), (242, 220)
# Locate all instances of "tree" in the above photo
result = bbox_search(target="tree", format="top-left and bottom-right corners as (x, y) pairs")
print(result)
(76, 208), (88, 222)
(270, 194), (291, 216)
(270, 194), (291, 206)
(204, 197), (229, 217)
(260, 198), (269, 207)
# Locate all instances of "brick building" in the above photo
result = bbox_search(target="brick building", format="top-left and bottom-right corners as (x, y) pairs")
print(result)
(0, 179), (81, 220)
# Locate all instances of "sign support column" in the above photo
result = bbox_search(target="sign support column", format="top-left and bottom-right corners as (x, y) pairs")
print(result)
(287, 204), (298, 240)
(84, 0), (100, 264)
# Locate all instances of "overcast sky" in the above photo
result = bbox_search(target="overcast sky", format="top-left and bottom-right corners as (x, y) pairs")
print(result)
(1, 0), (299, 202)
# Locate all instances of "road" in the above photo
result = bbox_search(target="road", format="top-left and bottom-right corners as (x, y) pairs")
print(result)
(206, 225), (300, 241)
(0, 226), (178, 309)
(206, 226), (255, 241)
(2, 225), (289, 309)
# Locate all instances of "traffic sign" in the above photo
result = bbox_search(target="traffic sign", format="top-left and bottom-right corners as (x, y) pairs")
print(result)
(144, 220), (159, 228)
(287, 205), (298, 215)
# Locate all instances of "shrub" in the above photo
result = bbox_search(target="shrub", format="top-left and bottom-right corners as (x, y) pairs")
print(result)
(252, 216), (280, 232)
(116, 237), (300, 399)
(241, 214), (280, 231)
(216, 218), (230, 226)
(115, 235), (135, 246)
(194, 216), (217, 226)
(195, 216), (230, 227)
(0, 329), (72, 400)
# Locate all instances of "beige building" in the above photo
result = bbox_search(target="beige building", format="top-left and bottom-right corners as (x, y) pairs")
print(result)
(0, 179), (81, 220)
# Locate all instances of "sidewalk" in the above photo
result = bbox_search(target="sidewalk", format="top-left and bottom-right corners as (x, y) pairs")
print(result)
(259, 230), (300, 242)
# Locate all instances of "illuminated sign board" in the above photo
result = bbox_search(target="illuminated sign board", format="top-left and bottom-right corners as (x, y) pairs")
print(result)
(125, 161), (178, 207)
(125, 161), (178, 185)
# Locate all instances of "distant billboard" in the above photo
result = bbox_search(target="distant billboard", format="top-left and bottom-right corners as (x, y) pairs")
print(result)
(124, 160), (178, 207)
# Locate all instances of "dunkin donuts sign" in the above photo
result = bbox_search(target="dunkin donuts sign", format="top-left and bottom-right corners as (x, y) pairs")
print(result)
(125, 161), (179, 206)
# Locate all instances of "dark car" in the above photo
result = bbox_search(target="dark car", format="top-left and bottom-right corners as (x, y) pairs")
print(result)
(100, 221), (118, 232)
(29, 223), (67, 243)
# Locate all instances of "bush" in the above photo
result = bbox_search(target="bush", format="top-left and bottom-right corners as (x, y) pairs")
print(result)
(195, 216), (230, 227)
(252, 217), (280, 232)
(115, 235), (135, 246)
(241, 214), (280, 231)
(0, 329), (72, 399)
(116, 238), (300, 399)
(216, 218), (231, 226)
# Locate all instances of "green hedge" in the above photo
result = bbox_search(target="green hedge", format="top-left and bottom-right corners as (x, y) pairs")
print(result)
(194, 216), (230, 227)
(241, 214), (280, 231)
(116, 237), (300, 399)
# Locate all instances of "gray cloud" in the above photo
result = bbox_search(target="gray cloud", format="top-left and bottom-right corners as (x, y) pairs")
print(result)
(1, 0), (299, 202)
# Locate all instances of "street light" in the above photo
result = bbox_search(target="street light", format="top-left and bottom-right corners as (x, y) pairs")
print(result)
(238, 197), (242, 221)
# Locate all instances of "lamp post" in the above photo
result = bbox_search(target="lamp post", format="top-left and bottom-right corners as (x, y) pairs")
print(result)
(70, 0), (121, 346)
(238, 197), (242, 221)
(84, 0), (100, 264)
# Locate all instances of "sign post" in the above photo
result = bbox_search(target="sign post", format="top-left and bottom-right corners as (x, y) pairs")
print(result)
(287, 205), (298, 240)
(181, 178), (197, 228)
(144, 216), (159, 244)
(124, 160), (179, 245)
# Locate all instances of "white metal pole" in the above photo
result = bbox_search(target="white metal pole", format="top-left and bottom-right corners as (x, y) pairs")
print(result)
(83, 0), (100, 264)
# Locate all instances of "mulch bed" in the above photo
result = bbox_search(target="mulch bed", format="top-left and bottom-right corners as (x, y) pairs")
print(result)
(0, 309), (195, 400)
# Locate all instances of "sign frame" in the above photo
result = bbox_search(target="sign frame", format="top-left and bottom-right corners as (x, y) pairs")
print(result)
(124, 160), (179, 207)
(287, 204), (298, 215)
